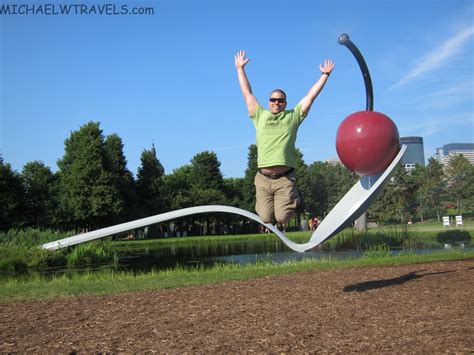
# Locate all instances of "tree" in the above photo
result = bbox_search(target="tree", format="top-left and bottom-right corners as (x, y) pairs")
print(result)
(305, 161), (357, 220)
(136, 144), (165, 217)
(188, 151), (226, 206)
(368, 164), (417, 223)
(22, 161), (57, 228)
(57, 122), (122, 230)
(223, 177), (244, 208)
(305, 161), (331, 218)
(444, 154), (474, 214)
(242, 144), (258, 212)
(187, 151), (228, 234)
(162, 165), (192, 210)
(412, 159), (445, 221)
(104, 134), (138, 222)
(425, 158), (446, 220)
(326, 164), (357, 212)
(0, 157), (26, 230)
(189, 151), (224, 191)
(293, 149), (309, 226)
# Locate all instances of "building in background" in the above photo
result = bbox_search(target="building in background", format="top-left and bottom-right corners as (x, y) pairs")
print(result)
(325, 157), (342, 167)
(400, 136), (425, 171)
(434, 143), (474, 166)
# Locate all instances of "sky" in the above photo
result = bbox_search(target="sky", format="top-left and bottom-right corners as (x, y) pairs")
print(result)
(1, 0), (473, 178)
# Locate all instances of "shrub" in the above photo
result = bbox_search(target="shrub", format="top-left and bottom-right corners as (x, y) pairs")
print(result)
(66, 241), (117, 268)
(0, 246), (68, 272)
(363, 244), (391, 258)
(436, 230), (471, 244)
(0, 228), (74, 248)
(333, 229), (403, 250)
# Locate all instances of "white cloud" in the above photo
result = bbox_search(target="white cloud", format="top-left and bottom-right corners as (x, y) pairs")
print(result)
(410, 81), (473, 111)
(399, 112), (474, 138)
(392, 26), (474, 88)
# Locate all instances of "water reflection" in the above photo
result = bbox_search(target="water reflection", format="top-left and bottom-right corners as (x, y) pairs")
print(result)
(2, 239), (468, 279)
(119, 240), (292, 271)
(213, 249), (364, 266)
(117, 239), (465, 272)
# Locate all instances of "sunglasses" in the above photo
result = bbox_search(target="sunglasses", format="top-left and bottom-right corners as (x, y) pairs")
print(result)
(269, 98), (286, 103)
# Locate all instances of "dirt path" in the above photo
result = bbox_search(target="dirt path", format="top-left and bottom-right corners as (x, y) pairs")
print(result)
(1, 260), (473, 352)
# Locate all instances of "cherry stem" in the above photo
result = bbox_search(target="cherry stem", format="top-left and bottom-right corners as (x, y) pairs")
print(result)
(338, 33), (374, 112)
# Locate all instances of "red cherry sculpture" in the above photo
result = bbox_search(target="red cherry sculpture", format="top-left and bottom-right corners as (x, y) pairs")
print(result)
(336, 111), (400, 176)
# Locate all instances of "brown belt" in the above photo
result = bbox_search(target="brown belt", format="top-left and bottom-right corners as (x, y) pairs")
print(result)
(258, 167), (294, 179)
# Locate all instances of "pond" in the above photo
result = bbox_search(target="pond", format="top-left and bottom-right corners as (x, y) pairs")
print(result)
(1, 237), (469, 279)
(116, 238), (468, 273)
(118, 240), (360, 271)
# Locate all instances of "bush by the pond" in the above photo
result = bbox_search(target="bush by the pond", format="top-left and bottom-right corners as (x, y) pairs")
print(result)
(333, 229), (404, 250)
(0, 246), (68, 272)
(363, 244), (392, 258)
(0, 228), (74, 248)
(436, 230), (471, 244)
(66, 241), (118, 268)
(0, 241), (117, 272)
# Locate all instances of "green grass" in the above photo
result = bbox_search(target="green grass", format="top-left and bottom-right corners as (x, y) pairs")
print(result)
(0, 228), (75, 247)
(66, 242), (118, 268)
(0, 246), (68, 271)
(0, 240), (117, 272)
(399, 218), (474, 232)
(1, 249), (472, 304)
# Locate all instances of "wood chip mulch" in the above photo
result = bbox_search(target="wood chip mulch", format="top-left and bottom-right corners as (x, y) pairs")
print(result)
(1, 259), (473, 352)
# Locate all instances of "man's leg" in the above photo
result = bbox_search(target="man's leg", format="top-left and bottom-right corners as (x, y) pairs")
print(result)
(274, 171), (300, 225)
(254, 172), (275, 223)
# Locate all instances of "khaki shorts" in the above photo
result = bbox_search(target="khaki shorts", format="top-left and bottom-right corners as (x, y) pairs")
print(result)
(254, 170), (300, 224)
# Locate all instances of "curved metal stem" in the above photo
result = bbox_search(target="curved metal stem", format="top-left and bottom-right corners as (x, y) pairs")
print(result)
(338, 33), (374, 111)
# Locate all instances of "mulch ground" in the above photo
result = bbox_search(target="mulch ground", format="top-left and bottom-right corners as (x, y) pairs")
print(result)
(1, 259), (473, 353)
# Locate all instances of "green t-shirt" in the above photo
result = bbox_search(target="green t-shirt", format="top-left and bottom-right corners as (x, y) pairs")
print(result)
(251, 103), (307, 168)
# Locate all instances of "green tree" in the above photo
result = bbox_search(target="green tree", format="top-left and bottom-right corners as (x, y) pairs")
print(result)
(242, 144), (258, 212)
(187, 151), (227, 234)
(22, 161), (57, 228)
(104, 134), (138, 222)
(368, 165), (417, 223)
(57, 122), (122, 230)
(305, 161), (331, 218)
(426, 159), (446, 217)
(136, 144), (165, 217)
(305, 161), (357, 219)
(188, 151), (226, 206)
(162, 165), (192, 210)
(326, 164), (357, 212)
(0, 157), (26, 230)
(444, 154), (474, 214)
(223, 177), (244, 208)
(189, 151), (224, 191)
(413, 159), (445, 221)
(293, 149), (309, 226)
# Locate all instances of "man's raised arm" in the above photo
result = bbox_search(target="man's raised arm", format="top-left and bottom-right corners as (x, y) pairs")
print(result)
(299, 59), (335, 116)
(235, 50), (259, 117)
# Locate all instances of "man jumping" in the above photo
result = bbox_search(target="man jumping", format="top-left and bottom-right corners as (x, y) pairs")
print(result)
(235, 50), (334, 226)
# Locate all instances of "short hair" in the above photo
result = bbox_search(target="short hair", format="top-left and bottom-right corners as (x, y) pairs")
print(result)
(270, 89), (287, 99)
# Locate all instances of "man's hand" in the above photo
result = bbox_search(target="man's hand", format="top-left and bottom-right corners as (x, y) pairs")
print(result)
(235, 50), (258, 116)
(299, 59), (335, 116)
(235, 50), (250, 69)
(319, 59), (335, 74)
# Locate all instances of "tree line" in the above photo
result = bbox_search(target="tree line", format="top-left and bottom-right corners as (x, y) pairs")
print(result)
(1, 121), (473, 235)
